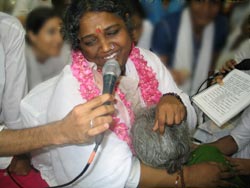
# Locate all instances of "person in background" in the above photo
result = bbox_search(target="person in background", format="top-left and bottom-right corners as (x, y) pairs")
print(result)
(151, 0), (228, 96)
(12, 0), (52, 25)
(0, 12), (114, 188)
(129, 0), (153, 50)
(25, 7), (70, 90)
(215, 14), (249, 70)
(140, 0), (184, 25)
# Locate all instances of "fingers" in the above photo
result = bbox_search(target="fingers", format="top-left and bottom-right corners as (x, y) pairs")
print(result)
(153, 108), (166, 134)
(220, 171), (235, 179)
(87, 115), (113, 137)
(215, 75), (224, 85)
(82, 94), (114, 111)
(90, 104), (115, 118)
(152, 119), (159, 131)
(88, 123), (110, 137)
(218, 180), (236, 187)
(220, 59), (237, 73)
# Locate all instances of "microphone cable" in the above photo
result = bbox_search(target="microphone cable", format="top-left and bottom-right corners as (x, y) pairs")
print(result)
(7, 143), (101, 188)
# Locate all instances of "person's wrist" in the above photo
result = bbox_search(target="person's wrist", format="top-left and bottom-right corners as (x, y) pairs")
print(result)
(49, 120), (68, 146)
(162, 92), (184, 105)
(183, 166), (193, 187)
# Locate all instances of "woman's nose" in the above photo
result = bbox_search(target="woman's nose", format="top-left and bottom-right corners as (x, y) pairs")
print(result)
(100, 38), (111, 52)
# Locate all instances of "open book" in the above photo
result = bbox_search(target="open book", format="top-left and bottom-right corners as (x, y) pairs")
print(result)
(192, 69), (250, 127)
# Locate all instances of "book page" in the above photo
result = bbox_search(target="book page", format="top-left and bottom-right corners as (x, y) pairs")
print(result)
(192, 69), (250, 126)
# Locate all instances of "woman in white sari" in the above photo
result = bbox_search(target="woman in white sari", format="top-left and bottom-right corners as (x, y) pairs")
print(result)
(21, 0), (232, 187)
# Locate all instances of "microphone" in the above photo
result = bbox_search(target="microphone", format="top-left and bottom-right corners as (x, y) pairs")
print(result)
(95, 59), (121, 145)
(235, 59), (250, 70)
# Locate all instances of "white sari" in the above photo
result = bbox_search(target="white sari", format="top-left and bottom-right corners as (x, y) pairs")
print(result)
(21, 48), (197, 187)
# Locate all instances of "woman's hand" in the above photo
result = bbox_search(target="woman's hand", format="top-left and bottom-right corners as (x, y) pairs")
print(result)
(226, 157), (250, 176)
(57, 94), (115, 145)
(185, 162), (234, 187)
(153, 94), (186, 134)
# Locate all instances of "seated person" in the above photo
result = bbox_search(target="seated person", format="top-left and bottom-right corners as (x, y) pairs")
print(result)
(151, 0), (228, 95)
(25, 7), (70, 90)
(21, 0), (232, 187)
(133, 107), (247, 187)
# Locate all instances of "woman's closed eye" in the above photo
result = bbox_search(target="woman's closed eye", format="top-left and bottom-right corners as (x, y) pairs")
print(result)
(105, 28), (120, 37)
(83, 37), (97, 46)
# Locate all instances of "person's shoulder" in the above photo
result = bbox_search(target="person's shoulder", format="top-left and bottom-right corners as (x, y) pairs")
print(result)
(160, 10), (182, 25)
(153, 10), (182, 40)
(0, 12), (23, 31)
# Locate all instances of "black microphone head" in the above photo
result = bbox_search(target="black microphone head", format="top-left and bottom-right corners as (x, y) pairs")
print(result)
(235, 59), (250, 70)
(103, 59), (121, 78)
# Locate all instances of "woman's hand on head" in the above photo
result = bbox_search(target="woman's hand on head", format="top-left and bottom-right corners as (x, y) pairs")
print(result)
(185, 162), (234, 187)
(153, 94), (186, 134)
(58, 94), (115, 145)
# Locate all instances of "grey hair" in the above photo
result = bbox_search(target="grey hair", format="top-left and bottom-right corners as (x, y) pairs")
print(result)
(132, 107), (191, 174)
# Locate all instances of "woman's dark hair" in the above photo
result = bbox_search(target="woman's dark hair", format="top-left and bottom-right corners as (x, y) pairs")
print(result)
(26, 7), (61, 43)
(129, 0), (146, 19)
(64, 0), (133, 50)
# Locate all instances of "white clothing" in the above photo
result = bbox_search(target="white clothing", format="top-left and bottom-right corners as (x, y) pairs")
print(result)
(0, 12), (27, 129)
(231, 106), (250, 159)
(173, 8), (214, 96)
(12, 0), (52, 17)
(21, 48), (197, 187)
(137, 20), (153, 50)
(230, 39), (250, 158)
(234, 39), (250, 64)
(0, 12), (27, 168)
(26, 43), (70, 90)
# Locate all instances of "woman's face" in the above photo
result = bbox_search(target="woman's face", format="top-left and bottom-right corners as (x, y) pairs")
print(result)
(29, 17), (63, 57)
(190, 0), (220, 28)
(78, 11), (132, 69)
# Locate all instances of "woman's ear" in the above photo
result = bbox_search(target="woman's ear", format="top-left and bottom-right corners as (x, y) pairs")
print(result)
(27, 31), (37, 44)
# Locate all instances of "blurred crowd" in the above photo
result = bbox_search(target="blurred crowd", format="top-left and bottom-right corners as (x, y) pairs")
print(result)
(0, 0), (249, 93)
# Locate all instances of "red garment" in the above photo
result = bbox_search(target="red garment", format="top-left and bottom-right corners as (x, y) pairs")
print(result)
(0, 168), (48, 188)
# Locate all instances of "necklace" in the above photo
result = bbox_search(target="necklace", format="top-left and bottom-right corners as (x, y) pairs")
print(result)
(71, 47), (162, 150)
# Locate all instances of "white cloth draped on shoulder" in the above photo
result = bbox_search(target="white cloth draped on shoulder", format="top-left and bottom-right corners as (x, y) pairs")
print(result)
(20, 48), (197, 187)
(173, 8), (214, 96)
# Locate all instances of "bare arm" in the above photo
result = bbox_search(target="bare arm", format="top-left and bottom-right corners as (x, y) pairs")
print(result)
(0, 121), (64, 156)
(139, 162), (232, 188)
(0, 94), (114, 156)
(209, 135), (238, 156)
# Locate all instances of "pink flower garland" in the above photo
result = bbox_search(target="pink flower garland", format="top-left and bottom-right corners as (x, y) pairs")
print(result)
(71, 47), (162, 151)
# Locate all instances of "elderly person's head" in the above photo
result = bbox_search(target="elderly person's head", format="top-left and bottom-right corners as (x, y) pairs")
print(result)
(132, 107), (191, 174)
(64, 0), (134, 70)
